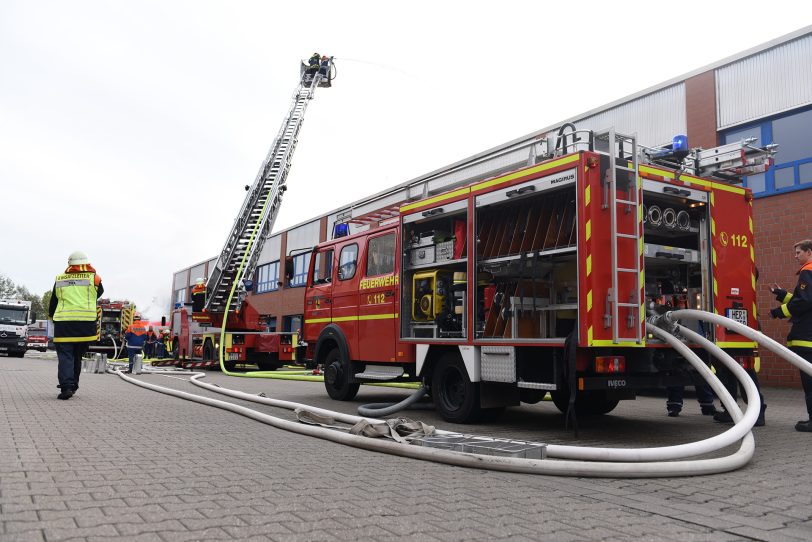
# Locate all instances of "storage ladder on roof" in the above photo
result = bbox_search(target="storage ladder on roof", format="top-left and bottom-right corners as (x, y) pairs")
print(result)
(205, 62), (333, 314)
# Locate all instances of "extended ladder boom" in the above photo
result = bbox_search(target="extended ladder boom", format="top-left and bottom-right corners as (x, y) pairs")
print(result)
(205, 59), (334, 313)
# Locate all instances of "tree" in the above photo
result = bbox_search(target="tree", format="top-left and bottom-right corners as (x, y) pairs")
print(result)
(0, 272), (49, 319)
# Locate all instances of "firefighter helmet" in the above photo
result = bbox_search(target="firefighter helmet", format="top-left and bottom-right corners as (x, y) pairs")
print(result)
(68, 250), (89, 265)
(195, 277), (205, 286)
(133, 314), (142, 321)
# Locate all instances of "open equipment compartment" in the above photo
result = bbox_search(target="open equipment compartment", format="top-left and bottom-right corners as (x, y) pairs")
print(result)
(642, 180), (710, 338)
(400, 199), (469, 340)
(474, 179), (578, 341)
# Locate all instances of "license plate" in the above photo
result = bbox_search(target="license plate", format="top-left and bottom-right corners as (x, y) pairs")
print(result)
(228, 353), (240, 360)
(726, 309), (748, 326)
(0, 347), (7, 351)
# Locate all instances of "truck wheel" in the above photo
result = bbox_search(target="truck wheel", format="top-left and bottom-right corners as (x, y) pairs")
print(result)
(323, 348), (359, 400)
(551, 389), (619, 416)
(432, 352), (481, 423)
(256, 356), (281, 371)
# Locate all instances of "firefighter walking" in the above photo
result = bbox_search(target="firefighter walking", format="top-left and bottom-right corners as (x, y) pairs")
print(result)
(48, 251), (104, 400)
(769, 239), (812, 432)
(124, 315), (148, 373)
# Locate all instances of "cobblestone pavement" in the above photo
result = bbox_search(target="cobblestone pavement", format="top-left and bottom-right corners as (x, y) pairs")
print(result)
(2, 352), (811, 541)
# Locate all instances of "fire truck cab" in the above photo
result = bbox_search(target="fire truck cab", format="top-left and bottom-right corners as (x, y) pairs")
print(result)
(304, 128), (771, 423)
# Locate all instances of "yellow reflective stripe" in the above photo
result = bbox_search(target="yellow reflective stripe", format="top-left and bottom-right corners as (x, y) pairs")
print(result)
(584, 185), (591, 206)
(586, 254), (592, 276)
(305, 314), (398, 325)
(585, 220), (591, 241)
(783, 292), (793, 303)
(471, 154), (580, 193)
(754, 356), (760, 372)
(638, 165), (746, 195)
(53, 335), (97, 343)
(400, 187), (470, 212)
(716, 341), (758, 349)
(781, 304), (791, 318)
(586, 291), (592, 311)
(359, 313), (397, 321)
(788, 340), (812, 348)
(590, 340), (645, 347)
(305, 318), (332, 324)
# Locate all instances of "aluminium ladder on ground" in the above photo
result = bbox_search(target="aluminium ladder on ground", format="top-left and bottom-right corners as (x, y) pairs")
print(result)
(596, 128), (643, 344)
(205, 64), (332, 314)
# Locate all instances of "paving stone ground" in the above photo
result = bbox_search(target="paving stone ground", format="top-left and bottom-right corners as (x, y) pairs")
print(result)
(1, 352), (811, 541)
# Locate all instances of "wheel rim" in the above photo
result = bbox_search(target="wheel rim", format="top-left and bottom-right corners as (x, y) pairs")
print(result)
(440, 366), (465, 412)
(325, 361), (342, 388)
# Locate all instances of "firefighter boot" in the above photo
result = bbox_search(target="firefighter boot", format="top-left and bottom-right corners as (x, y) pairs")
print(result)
(794, 419), (812, 432)
(755, 404), (766, 427)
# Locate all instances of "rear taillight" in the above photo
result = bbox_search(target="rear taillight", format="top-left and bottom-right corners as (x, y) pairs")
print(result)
(595, 356), (625, 373)
(735, 356), (755, 370)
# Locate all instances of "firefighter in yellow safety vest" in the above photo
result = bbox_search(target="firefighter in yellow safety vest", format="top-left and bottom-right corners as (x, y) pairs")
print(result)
(48, 251), (104, 400)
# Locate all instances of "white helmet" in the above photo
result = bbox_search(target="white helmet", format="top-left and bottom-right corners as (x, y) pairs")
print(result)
(195, 277), (205, 285)
(68, 250), (89, 265)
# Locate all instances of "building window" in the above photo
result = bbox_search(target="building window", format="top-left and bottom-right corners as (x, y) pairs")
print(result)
(723, 105), (812, 197)
(174, 288), (187, 307)
(282, 314), (302, 333)
(256, 261), (279, 293)
(338, 244), (358, 281)
(366, 233), (396, 276)
(289, 253), (311, 288)
(266, 316), (276, 332)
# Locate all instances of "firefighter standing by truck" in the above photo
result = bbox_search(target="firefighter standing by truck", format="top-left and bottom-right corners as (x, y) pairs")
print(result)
(124, 315), (148, 373)
(191, 278), (206, 312)
(769, 239), (812, 433)
(48, 251), (104, 400)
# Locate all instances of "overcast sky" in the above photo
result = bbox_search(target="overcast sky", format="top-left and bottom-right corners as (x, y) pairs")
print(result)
(1, 1), (809, 319)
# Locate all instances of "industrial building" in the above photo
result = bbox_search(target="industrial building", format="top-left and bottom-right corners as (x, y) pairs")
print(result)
(172, 25), (812, 387)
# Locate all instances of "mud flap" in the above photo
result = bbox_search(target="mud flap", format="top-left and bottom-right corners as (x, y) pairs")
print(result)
(563, 330), (578, 437)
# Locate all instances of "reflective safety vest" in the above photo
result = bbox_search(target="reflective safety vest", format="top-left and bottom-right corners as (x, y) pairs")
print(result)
(53, 272), (98, 322)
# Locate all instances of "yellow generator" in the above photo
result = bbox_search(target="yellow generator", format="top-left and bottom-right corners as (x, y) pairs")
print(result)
(412, 270), (453, 322)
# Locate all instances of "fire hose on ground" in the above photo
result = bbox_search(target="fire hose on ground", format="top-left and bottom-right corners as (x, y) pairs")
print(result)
(108, 309), (812, 478)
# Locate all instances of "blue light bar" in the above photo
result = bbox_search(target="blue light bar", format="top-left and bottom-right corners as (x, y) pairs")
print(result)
(333, 223), (350, 238)
(672, 134), (688, 154)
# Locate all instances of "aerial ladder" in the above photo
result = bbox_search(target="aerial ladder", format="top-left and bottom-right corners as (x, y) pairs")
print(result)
(205, 57), (335, 314)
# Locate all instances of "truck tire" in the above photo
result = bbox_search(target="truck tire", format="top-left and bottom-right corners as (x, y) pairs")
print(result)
(551, 389), (619, 416)
(432, 352), (481, 423)
(256, 356), (281, 371)
(323, 348), (359, 401)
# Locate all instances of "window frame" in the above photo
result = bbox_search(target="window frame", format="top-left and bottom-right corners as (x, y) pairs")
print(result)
(255, 261), (280, 294)
(338, 243), (359, 281)
(289, 253), (311, 288)
(365, 233), (396, 277)
(723, 105), (812, 198)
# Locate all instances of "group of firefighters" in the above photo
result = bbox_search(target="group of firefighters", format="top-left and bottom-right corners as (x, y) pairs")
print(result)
(121, 315), (172, 372)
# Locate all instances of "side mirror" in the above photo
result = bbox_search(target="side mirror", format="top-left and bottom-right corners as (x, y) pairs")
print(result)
(30, 312), (37, 324)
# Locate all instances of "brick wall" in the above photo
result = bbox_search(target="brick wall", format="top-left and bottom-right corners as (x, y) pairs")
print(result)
(753, 192), (812, 387)
(685, 71), (718, 149)
(246, 216), (329, 325)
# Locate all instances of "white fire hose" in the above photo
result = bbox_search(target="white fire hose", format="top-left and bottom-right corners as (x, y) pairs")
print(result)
(109, 310), (811, 477)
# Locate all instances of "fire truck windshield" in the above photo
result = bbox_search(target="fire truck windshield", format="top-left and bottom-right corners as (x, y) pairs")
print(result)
(0, 306), (27, 325)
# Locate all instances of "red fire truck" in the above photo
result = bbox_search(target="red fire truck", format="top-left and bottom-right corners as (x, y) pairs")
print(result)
(170, 303), (297, 371)
(169, 56), (334, 370)
(304, 127), (774, 422)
